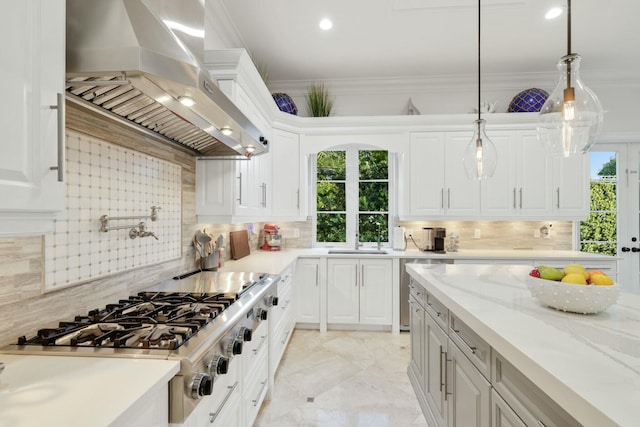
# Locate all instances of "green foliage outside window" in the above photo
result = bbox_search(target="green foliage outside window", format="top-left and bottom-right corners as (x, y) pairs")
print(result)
(316, 149), (389, 244)
(580, 156), (617, 256)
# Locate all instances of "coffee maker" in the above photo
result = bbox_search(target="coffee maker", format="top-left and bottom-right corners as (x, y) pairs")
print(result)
(259, 223), (282, 251)
(422, 227), (446, 253)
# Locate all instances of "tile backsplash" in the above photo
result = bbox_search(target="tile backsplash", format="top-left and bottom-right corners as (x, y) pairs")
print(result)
(43, 133), (182, 291)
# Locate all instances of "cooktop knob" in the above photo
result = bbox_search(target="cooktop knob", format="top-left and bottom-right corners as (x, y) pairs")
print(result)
(265, 295), (279, 307)
(238, 326), (253, 342)
(256, 308), (268, 321)
(227, 338), (243, 356)
(190, 373), (213, 399)
(207, 355), (229, 375)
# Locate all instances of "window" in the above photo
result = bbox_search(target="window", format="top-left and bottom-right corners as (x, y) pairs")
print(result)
(580, 152), (617, 255)
(315, 148), (389, 246)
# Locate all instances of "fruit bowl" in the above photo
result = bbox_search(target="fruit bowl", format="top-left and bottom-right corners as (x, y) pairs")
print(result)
(525, 275), (620, 314)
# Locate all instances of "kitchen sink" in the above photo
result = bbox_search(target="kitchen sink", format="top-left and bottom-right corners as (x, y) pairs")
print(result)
(327, 249), (389, 255)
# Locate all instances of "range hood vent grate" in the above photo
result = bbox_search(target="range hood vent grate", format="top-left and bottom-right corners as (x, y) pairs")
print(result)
(66, 76), (239, 156)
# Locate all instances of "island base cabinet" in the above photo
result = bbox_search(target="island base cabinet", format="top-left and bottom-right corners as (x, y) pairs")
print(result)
(492, 352), (581, 427)
(491, 389), (526, 427)
(447, 339), (491, 427)
(424, 311), (448, 426)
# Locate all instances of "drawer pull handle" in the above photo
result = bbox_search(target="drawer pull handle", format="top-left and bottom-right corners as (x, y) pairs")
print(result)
(253, 335), (267, 354)
(452, 329), (477, 354)
(209, 381), (238, 423)
(439, 345), (445, 392)
(252, 379), (268, 406)
(444, 353), (452, 401)
(537, 421), (548, 427)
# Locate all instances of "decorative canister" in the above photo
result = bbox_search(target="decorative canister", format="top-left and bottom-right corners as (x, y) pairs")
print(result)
(272, 93), (298, 115)
(508, 88), (549, 112)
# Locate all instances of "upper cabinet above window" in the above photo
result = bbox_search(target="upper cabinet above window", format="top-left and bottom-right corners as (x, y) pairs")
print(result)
(0, 0), (66, 236)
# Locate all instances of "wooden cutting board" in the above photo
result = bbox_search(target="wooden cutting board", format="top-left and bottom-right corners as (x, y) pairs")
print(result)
(229, 230), (251, 260)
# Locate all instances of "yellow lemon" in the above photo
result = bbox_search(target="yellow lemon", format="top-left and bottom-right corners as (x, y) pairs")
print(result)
(590, 274), (614, 286)
(561, 273), (587, 285)
(564, 264), (589, 280)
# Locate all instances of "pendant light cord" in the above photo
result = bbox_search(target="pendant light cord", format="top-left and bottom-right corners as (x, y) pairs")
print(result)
(477, 0), (481, 122)
(566, 0), (572, 89)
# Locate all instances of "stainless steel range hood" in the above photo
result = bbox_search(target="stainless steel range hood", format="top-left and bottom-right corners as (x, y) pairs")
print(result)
(66, 0), (267, 157)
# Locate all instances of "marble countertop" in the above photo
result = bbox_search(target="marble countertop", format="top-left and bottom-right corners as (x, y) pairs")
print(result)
(406, 263), (640, 427)
(216, 248), (616, 275)
(0, 354), (179, 427)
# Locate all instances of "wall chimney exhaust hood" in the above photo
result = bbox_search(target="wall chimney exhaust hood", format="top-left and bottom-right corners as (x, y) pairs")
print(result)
(65, 0), (267, 157)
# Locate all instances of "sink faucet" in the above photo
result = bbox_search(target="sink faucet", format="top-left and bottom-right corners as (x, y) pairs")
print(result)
(376, 222), (382, 250)
(355, 232), (361, 250)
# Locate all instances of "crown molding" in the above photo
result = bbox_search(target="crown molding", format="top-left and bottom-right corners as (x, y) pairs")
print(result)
(267, 69), (640, 97)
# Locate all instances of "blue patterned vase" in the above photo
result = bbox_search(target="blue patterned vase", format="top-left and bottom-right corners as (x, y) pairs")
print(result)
(272, 93), (298, 115)
(508, 88), (549, 112)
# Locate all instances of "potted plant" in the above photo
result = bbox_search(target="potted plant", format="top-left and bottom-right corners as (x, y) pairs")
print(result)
(306, 83), (333, 117)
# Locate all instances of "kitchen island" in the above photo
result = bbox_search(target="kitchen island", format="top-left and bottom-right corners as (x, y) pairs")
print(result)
(0, 355), (179, 427)
(406, 263), (639, 427)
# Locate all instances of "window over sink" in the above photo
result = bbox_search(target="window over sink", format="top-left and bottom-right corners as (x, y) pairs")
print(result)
(314, 147), (390, 247)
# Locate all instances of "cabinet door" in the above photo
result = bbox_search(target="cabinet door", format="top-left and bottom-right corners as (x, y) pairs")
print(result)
(327, 259), (359, 324)
(481, 131), (518, 217)
(445, 132), (480, 216)
(359, 259), (393, 325)
(271, 129), (301, 218)
(409, 133), (446, 216)
(409, 297), (425, 390)
(195, 159), (235, 216)
(424, 312), (448, 427)
(491, 389), (526, 427)
(552, 155), (589, 218)
(447, 339), (491, 427)
(518, 132), (551, 216)
(295, 258), (320, 323)
(0, 0), (65, 232)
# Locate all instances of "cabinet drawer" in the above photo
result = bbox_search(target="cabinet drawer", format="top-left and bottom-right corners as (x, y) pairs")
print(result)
(491, 389), (526, 427)
(244, 349), (269, 424)
(425, 291), (448, 331)
(449, 314), (490, 379)
(272, 276), (293, 329)
(243, 321), (268, 375)
(492, 351), (580, 427)
(409, 278), (427, 308)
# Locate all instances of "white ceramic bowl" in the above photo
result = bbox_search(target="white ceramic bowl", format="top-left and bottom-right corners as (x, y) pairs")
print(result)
(525, 275), (620, 314)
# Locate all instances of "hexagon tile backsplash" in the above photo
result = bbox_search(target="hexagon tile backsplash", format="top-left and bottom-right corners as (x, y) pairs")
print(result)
(43, 132), (182, 292)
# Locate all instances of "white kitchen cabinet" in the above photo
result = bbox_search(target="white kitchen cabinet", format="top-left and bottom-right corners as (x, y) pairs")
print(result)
(447, 337), (491, 427)
(242, 320), (269, 427)
(423, 303), (448, 427)
(492, 352), (581, 427)
(295, 258), (321, 324)
(491, 389), (527, 427)
(195, 153), (272, 223)
(269, 262), (295, 382)
(552, 154), (590, 219)
(271, 128), (304, 219)
(406, 132), (480, 219)
(482, 131), (552, 218)
(0, 0), (65, 235)
(410, 282), (491, 427)
(326, 258), (393, 326)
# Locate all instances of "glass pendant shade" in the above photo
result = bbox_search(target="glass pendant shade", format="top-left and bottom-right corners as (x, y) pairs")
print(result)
(537, 54), (603, 157)
(464, 119), (497, 180)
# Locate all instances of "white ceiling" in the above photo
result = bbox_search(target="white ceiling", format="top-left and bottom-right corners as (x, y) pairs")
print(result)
(217, 0), (640, 85)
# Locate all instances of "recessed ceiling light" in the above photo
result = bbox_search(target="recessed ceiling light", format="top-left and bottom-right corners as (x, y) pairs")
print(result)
(220, 126), (233, 136)
(545, 7), (563, 19)
(319, 18), (333, 30)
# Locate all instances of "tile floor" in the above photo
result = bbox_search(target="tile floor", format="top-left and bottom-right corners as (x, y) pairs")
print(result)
(253, 329), (429, 427)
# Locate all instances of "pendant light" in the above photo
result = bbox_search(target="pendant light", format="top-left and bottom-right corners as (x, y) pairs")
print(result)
(463, 0), (497, 180)
(537, 0), (603, 157)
